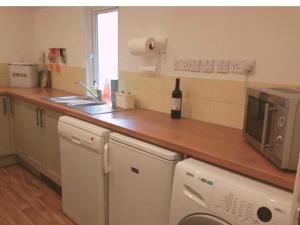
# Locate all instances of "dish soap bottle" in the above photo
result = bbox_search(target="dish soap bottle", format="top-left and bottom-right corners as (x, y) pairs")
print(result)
(171, 78), (182, 119)
(102, 79), (111, 102)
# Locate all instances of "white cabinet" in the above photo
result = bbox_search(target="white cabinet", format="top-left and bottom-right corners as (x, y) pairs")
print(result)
(12, 98), (62, 184)
(108, 133), (181, 225)
(0, 96), (12, 157)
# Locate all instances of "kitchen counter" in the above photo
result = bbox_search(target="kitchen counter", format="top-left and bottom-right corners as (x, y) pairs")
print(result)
(0, 87), (296, 191)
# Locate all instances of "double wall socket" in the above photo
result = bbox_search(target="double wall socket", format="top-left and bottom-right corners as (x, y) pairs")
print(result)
(231, 60), (256, 74)
(215, 59), (230, 73)
(174, 59), (200, 72)
(201, 59), (214, 73)
(174, 58), (256, 75)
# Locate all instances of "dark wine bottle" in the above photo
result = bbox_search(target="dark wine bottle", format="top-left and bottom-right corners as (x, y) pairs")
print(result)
(171, 78), (182, 119)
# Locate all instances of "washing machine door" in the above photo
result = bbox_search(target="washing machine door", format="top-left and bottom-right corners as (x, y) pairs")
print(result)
(178, 214), (231, 225)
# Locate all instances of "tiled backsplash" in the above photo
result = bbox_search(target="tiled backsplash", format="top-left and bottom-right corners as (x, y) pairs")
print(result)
(0, 63), (9, 86)
(0, 63), (86, 95)
(51, 66), (86, 95)
(1, 62), (299, 129)
(119, 71), (300, 129)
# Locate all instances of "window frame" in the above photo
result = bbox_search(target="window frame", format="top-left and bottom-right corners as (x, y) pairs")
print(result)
(90, 7), (118, 87)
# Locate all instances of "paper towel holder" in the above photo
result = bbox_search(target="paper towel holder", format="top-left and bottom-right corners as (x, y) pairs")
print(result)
(128, 37), (168, 55)
(154, 38), (167, 54)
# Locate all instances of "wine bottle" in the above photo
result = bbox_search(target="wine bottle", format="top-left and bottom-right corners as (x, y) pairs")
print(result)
(171, 78), (182, 119)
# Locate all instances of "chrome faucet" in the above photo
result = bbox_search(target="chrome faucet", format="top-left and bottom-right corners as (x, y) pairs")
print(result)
(75, 81), (102, 100)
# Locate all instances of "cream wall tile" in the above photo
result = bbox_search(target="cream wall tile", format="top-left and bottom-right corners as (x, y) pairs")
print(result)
(210, 101), (244, 129)
(118, 72), (130, 91)
(211, 80), (246, 104)
(0, 63), (8, 74)
(181, 77), (212, 100)
(0, 63), (9, 86)
(134, 90), (146, 109)
(134, 90), (163, 112)
(161, 95), (172, 113)
(210, 102), (231, 127)
(52, 66), (86, 95)
(119, 70), (300, 129)
(139, 73), (164, 93)
(228, 104), (245, 129)
(128, 73), (143, 91)
(161, 76), (176, 95)
(182, 98), (212, 123)
(0, 74), (9, 86)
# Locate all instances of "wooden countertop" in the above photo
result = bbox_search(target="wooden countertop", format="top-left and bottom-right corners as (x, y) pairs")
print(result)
(0, 87), (296, 191)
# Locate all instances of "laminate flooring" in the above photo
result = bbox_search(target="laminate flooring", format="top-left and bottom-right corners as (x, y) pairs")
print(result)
(0, 164), (75, 225)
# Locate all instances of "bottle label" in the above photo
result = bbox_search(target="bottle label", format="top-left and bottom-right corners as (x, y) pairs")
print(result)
(171, 98), (181, 110)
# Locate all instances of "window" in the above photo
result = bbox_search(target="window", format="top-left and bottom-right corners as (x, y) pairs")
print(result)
(90, 8), (118, 95)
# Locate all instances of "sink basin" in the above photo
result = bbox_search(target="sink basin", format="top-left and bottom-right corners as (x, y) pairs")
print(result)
(46, 95), (124, 115)
(47, 96), (106, 107)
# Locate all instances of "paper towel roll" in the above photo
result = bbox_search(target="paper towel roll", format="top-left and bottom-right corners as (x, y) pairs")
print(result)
(128, 37), (158, 55)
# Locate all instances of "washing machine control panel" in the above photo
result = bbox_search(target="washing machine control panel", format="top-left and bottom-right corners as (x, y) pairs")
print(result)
(209, 184), (290, 225)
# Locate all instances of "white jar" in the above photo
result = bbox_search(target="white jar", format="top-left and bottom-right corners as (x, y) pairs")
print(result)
(116, 92), (135, 109)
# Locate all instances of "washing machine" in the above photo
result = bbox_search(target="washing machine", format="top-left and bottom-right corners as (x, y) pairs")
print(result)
(169, 158), (292, 225)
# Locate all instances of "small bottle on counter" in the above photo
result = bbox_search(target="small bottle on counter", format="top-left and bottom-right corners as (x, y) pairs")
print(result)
(171, 78), (182, 119)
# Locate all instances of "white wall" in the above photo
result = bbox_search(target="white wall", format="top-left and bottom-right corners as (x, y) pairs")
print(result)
(119, 7), (300, 84)
(33, 7), (86, 67)
(0, 7), (34, 62)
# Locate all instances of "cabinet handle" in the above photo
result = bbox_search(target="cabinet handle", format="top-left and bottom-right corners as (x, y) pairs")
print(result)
(40, 109), (45, 128)
(36, 108), (40, 127)
(9, 99), (14, 114)
(39, 109), (43, 127)
(3, 98), (7, 115)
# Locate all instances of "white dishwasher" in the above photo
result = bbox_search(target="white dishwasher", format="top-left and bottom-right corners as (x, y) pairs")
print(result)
(58, 116), (110, 225)
(107, 132), (182, 225)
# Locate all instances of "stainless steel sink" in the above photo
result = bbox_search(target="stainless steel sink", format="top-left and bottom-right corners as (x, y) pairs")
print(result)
(46, 96), (124, 115)
(47, 96), (106, 107)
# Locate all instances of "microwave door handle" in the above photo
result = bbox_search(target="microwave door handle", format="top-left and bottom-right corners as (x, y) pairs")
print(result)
(261, 103), (276, 151)
(261, 103), (270, 151)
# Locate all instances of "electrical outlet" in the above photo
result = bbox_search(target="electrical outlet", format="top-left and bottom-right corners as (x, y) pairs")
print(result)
(174, 59), (192, 71)
(174, 59), (185, 71)
(183, 59), (192, 71)
(215, 59), (230, 73)
(190, 59), (201, 72)
(231, 60), (256, 75)
(201, 59), (214, 73)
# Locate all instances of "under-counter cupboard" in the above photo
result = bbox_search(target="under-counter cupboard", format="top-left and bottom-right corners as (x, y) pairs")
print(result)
(12, 98), (62, 184)
(0, 95), (13, 157)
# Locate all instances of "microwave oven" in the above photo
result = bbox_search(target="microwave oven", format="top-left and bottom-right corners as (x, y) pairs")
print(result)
(244, 87), (300, 170)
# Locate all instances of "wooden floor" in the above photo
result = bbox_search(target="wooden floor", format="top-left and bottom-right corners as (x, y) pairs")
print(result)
(0, 164), (75, 225)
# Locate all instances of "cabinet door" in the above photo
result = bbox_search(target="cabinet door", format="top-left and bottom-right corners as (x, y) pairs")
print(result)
(22, 101), (45, 169)
(12, 99), (26, 158)
(43, 108), (62, 184)
(0, 96), (11, 156)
